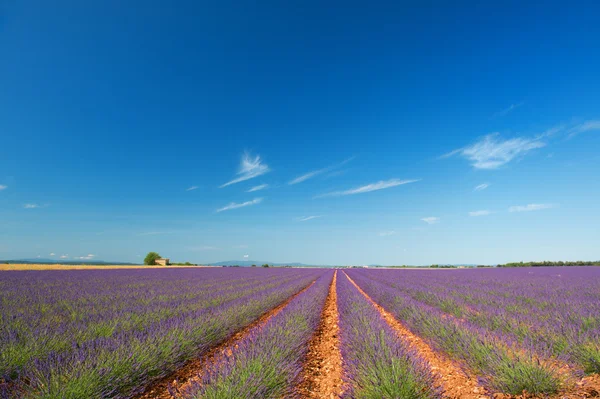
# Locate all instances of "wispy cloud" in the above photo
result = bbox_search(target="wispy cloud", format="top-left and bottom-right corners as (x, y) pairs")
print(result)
(297, 215), (322, 222)
(186, 186), (199, 191)
(568, 120), (600, 138)
(442, 133), (546, 169)
(492, 102), (524, 118)
(379, 230), (396, 237)
(0, 185), (7, 190)
(216, 197), (263, 212)
(421, 217), (440, 225)
(289, 157), (354, 185)
(469, 210), (492, 217)
(220, 152), (270, 188)
(77, 254), (96, 260)
(24, 203), (40, 209)
(508, 203), (556, 213)
(49, 253), (56, 256)
(60, 254), (69, 259)
(474, 183), (490, 191)
(315, 179), (419, 198)
(247, 183), (269, 192)
(233, 244), (249, 249)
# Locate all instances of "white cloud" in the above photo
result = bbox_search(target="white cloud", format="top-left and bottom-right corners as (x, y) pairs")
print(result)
(379, 230), (396, 237)
(233, 244), (249, 249)
(247, 184), (269, 192)
(568, 120), (600, 138)
(60, 255), (69, 259)
(469, 210), (492, 217)
(49, 253), (56, 256)
(289, 157), (354, 185)
(216, 197), (263, 212)
(220, 152), (270, 188)
(77, 254), (96, 260)
(0, 185), (7, 190)
(443, 133), (546, 169)
(421, 217), (440, 224)
(492, 102), (524, 118)
(24, 203), (40, 209)
(186, 186), (199, 191)
(474, 183), (490, 191)
(315, 179), (419, 198)
(297, 215), (322, 222)
(508, 203), (556, 213)
(243, 254), (249, 259)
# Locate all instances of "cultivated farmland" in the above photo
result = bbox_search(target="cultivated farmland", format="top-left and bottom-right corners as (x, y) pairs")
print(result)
(1, 267), (599, 398)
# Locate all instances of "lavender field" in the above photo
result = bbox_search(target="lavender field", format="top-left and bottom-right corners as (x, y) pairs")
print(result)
(1, 267), (599, 398)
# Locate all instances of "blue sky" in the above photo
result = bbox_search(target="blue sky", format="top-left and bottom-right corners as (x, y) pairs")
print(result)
(1, 1), (599, 265)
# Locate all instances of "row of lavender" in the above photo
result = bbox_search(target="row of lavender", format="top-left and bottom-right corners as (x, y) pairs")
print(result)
(174, 270), (334, 399)
(0, 268), (326, 398)
(354, 267), (600, 374)
(336, 272), (439, 399)
(346, 269), (563, 395)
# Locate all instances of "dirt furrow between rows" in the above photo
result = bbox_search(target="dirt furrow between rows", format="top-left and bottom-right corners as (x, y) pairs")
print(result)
(342, 272), (488, 399)
(298, 270), (344, 398)
(134, 279), (317, 399)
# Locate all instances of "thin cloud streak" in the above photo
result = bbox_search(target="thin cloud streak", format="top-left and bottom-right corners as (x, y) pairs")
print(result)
(492, 102), (524, 118)
(220, 152), (270, 188)
(216, 197), (263, 212)
(568, 120), (600, 138)
(421, 217), (440, 224)
(137, 231), (174, 236)
(469, 210), (492, 217)
(474, 183), (490, 191)
(23, 204), (40, 209)
(247, 184), (269, 192)
(315, 179), (419, 198)
(186, 186), (199, 191)
(297, 215), (322, 222)
(289, 157), (354, 185)
(508, 203), (556, 213)
(0, 185), (7, 190)
(442, 133), (546, 169)
(379, 230), (396, 237)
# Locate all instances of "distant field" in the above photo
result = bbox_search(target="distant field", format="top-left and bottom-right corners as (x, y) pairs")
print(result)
(0, 263), (212, 271)
(1, 267), (599, 398)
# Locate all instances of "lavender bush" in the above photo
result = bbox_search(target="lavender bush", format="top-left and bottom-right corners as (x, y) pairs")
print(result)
(177, 270), (334, 399)
(0, 268), (325, 398)
(337, 273), (439, 399)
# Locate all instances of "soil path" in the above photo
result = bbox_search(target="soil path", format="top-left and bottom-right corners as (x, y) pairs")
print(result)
(342, 272), (488, 399)
(298, 270), (344, 398)
(134, 279), (317, 399)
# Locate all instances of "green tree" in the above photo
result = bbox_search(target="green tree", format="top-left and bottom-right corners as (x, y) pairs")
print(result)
(262, 263), (269, 268)
(144, 252), (161, 265)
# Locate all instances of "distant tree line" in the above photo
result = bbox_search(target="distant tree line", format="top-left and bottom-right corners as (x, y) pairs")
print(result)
(498, 260), (600, 267)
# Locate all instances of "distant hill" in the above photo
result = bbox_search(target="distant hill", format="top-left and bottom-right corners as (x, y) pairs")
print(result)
(3, 258), (139, 266)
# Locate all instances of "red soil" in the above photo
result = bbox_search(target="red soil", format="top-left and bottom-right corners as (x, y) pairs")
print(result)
(298, 270), (344, 398)
(134, 280), (316, 399)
